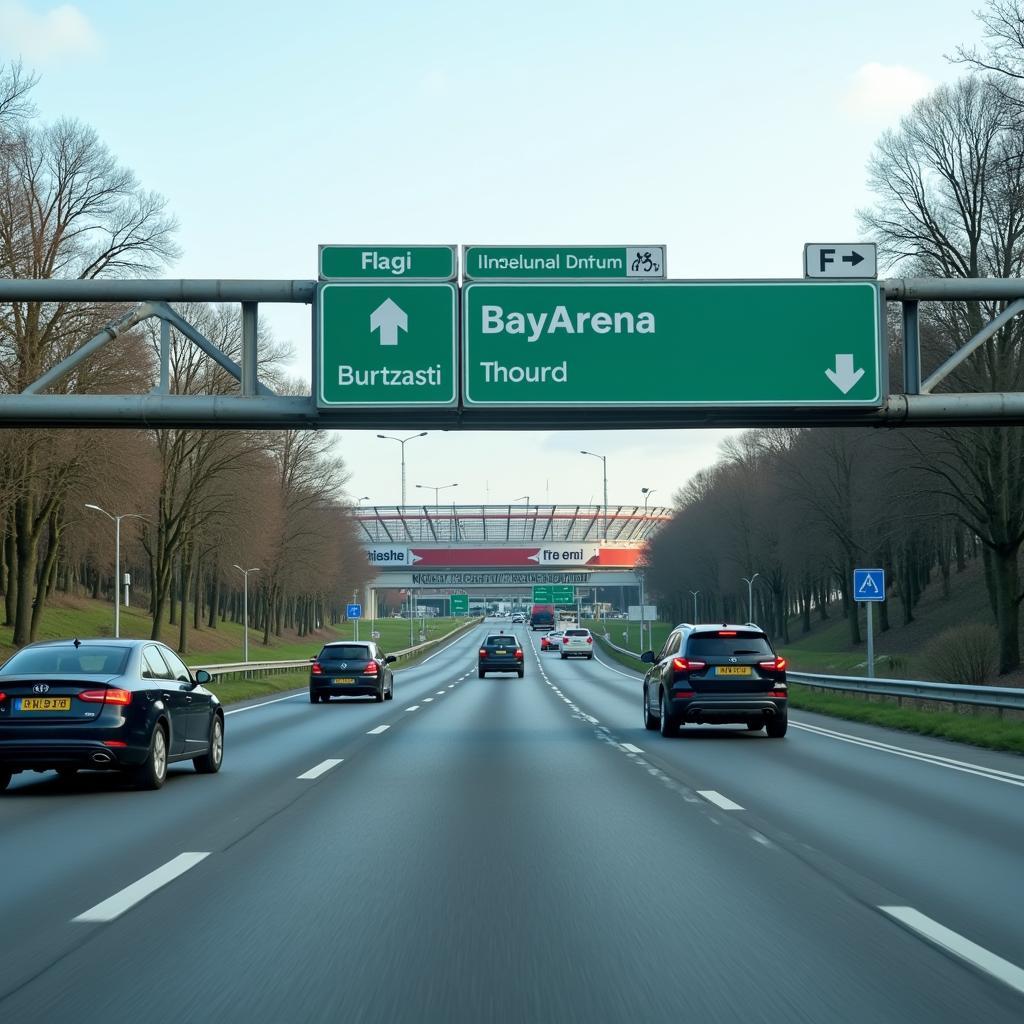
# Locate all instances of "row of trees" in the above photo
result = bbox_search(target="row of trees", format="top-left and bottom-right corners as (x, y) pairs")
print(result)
(0, 63), (372, 651)
(647, 3), (1024, 674)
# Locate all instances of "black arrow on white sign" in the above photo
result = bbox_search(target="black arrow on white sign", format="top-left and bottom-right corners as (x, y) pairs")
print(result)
(842, 251), (865, 267)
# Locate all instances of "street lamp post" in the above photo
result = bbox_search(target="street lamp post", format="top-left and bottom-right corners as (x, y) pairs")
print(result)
(356, 495), (370, 506)
(741, 573), (760, 623)
(641, 486), (657, 513)
(689, 590), (700, 622)
(580, 450), (609, 541)
(512, 494), (530, 507)
(84, 504), (146, 639)
(232, 565), (260, 663)
(415, 481), (458, 511)
(376, 432), (428, 506)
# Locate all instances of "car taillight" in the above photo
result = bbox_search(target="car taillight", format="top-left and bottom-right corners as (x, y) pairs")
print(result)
(671, 657), (707, 672)
(79, 689), (132, 706)
(515, 648), (523, 658)
(586, 637), (593, 644)
(758, 657), (788, 672)
(0, 692), (5, 702)
(103, 740), (128, 748)
(479, 649), (487, 657)
(363, 662), (379, 675)
(769, 689), (788, 698)
(311, 663), (323, 675)
(718, 630), (737, 636)
(672, 689), (695, 699)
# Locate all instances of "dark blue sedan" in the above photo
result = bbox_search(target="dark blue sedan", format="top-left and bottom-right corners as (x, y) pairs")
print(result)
(0, 638), (224, 792)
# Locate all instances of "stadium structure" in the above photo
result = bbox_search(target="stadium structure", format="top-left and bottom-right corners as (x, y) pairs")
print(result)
(353, 504), (671, 617)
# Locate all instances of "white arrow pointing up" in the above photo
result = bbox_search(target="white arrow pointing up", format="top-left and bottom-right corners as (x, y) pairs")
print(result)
(370, 298), (408, 346)
(825, 354), (865, 394)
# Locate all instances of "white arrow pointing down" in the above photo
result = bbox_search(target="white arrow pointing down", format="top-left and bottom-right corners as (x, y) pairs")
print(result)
(825, 354), (865, 394)
(370, 298), (408, 346)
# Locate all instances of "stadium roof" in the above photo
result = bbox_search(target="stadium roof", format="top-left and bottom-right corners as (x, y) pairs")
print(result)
(354, 504), (671, 545)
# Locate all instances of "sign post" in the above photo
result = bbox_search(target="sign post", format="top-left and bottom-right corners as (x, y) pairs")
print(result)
(346, 602), (362, 642)
(853, 569), (885, 677)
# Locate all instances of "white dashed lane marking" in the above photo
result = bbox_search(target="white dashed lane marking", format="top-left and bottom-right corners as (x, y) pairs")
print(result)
(297, 759), (343, 780)
(697, 790), (744, 811)
(621, 743), (645, 754)
(405, 706), (419, 712)
(423, 698), (433, 703)
(367, 725), (390, 735)
(74, 853), (210, 923)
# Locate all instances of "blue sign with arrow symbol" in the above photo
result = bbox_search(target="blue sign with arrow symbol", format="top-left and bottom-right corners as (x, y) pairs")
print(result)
(346, 603), (362, 619)
(853, 569), (885, 602)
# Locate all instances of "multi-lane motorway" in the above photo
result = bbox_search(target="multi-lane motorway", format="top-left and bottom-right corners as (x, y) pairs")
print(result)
(2, 621), (1023, 1022)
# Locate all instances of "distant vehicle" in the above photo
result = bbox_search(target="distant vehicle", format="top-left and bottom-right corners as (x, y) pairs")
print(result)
(560, 628), (594, 659)
(511, 613), (525, 624)
(540, 631), (563, 651)
(0, 638), (224, 792)
(530, 604), (555, 630)
(478, 635), (524, 678)
(641, 624), (788, 738)
(310, 642), (396, 704)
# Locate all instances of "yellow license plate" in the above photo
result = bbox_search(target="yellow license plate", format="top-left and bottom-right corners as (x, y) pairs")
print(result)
(333, 678), (355, 685)
(716, 666), (752, 677)
(495, 650), (507, 655)
(18, 697), (72, 711)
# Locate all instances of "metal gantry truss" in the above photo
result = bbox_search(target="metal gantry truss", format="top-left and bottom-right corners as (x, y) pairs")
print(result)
(1, 276), (1023, 428)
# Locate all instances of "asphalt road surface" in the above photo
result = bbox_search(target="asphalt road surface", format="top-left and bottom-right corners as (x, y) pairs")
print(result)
(2, 621), (1022, 1023)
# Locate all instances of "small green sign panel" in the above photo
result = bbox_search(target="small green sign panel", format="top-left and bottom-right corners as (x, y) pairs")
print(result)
(532, 585), (552, 602)
(463, 282), (881, 407)
(319, 245), (456, 281)
(318, 283), (457, 407)
(552, 585), (575, 604)
(449, 594), (469, 615)
(464, 245), (665, 280)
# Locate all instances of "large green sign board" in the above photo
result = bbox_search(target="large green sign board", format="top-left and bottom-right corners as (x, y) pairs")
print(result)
(319, 245), (456, 281)
(462, 282), (881, 407)
(318, 283), (457, 407)
(449, 593), (469, 615)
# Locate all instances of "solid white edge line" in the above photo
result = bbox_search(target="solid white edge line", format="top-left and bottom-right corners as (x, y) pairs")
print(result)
(297, 758), (343, 780)
(73, 852), (210, 923)
(367, 724), (390, 735)
(224, 692), (303, 715)
(419, 625), (486, 665)
(880, 906), (1024, 996)
(697, 790), (745, 811)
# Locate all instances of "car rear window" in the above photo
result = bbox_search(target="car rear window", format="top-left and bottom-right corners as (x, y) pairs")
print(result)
(319, 645), (373, 661)
(1, 646), (131, 675)
(486, 636), (516, 645)
(686, 633), (773, 657)
(565, 630), (589, 637)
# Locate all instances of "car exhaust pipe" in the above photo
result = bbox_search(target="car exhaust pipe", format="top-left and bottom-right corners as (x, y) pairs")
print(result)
(91, 751), (113, 765)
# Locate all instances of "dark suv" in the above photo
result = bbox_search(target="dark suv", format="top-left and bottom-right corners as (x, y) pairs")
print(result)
(640, 624), (788, 738)
(478, 635), (524, 678)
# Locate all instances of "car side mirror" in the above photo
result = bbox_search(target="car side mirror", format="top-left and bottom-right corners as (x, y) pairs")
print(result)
(385, 655), (397, 664)
(194, 669), (212, 685)
(640, 651), (655, 663)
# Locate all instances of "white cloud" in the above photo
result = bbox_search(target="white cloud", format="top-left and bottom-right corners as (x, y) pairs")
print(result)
(0, 2), (100, 63)
(842, 62), (933, 121)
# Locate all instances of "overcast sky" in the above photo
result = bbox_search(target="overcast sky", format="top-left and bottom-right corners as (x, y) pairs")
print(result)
(0, 0), (982, 508)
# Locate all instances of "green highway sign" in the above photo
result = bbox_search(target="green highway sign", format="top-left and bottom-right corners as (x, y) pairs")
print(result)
(318, 283), (457, 407)
(449, 593), (469, 615)
(552, 585), (575, 604)
(319, 245), (457, 281)
(462, 282), (881, 407)
(532, 585), (552, 602)
(463, 246), (665, 280)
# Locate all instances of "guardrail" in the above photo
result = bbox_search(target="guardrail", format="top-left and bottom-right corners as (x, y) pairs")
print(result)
(594, 632), (1024, 715)
(190, 618), (484, 680)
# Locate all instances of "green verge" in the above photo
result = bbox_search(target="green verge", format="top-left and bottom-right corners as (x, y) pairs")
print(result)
(789, 683), (1024, 756)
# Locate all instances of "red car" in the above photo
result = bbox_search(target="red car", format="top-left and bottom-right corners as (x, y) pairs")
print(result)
(540, 632), (564, 651)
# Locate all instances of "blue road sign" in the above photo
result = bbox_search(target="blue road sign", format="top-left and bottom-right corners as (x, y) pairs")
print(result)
(346, 603), (362, 619)
(853, 569), (885, 602)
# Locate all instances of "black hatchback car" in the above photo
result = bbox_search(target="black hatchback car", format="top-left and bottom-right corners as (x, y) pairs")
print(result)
(641, 624), (788, 738)
(0, 638), (224, 792)
(310, 642), (396, 703)
(478, 635), (524, 678)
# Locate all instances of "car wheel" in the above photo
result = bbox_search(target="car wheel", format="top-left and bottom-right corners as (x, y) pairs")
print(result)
(746, 720), (764, 732)
(766, 712), (788, 738)
(0, 769), (10, 792)
(478, 669), (486, 678)
(385, 682), (394, 701)
(560, 653), (567, 659)
(193, 714), (224, 774)
(643, 688), (658, 731)
(587, 654), (594, 660)
(659, 691), (679, 738)
(309, 690), (318, 704)
(374, 686), (385, 703)
(517, 669), (524, 678)
(130, 724), (168, 790)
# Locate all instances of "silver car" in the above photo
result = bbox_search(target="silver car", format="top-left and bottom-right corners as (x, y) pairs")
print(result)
(560, 629), (594, 659)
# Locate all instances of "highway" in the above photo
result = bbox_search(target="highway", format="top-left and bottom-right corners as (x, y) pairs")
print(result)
(1, 621), (1022, 1023)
